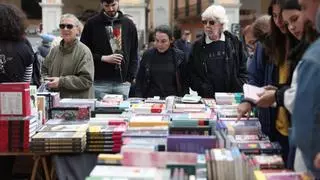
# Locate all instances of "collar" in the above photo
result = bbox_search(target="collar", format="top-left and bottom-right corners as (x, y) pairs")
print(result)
(103, 11), (119, 19)
(59, 39), (78, 54)
(205, 32), (225, 44)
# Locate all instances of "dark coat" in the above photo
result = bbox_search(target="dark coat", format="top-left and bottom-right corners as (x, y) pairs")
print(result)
(135, 47), (189, 98)
(80, 11), (138, 82)
(188, 31), (248, 98)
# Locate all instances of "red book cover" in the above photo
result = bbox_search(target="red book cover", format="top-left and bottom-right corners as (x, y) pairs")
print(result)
(0, 82), (31, 116)
(151, 104), (164, 113)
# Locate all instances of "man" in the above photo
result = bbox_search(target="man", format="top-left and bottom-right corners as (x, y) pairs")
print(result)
(188, 4), (247, 98)
(174, 29), (192, 58)
(289, 0), (320, 177)
(81, 0), (138, 99)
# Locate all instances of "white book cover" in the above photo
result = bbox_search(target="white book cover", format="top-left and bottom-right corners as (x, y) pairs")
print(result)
(243, 84), (265, 103)
(89, 166), (170, 179)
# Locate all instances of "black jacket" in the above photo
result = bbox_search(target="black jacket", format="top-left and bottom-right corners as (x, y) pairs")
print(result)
(188, 31), (248, 98)
(135, 47), (189, 98)
(80, 11), (138, 82)
(0, 39), (34, 83)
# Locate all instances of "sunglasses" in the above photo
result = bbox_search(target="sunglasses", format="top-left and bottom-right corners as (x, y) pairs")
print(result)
(59, 24), (74, 30)
(201, 20), (216, 26)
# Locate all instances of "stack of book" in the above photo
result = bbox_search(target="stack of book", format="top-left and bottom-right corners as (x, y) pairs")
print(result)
(97, 154), (123, 165)
(170, 114), (215, 136)
(128, 114), (169, 127)
(215, 93), (243, 105)
(206, 148), (245, 180)
(250, 155), (285, 169)
(86, 125), (126, 153)
(130, 103), (166, 114)
(31, 130), (86, 153)
(59, 98), (96, 111)
(0, 116), (38, 152)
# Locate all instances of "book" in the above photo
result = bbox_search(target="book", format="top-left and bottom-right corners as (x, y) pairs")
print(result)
(167, 135), (216, 153)
(0, 82), (31, 116)
(181, 94), (201, 103)
(254, 171), (314, 180)
(39, 124), (88, 132)
(89, 165), (171, 179)
(243, 84), (265, 103)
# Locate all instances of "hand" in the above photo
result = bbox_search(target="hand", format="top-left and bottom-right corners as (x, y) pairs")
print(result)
(256, 90), (276, 108)
(264, 85), (278, 90)
(237, 102), (252, 121)
(101, 54), (123, 65)
(46, 77), (60, 89)
(314, 153), (320, 169)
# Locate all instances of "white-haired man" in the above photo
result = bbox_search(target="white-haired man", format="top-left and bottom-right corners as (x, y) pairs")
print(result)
(188, 5), (247, 98)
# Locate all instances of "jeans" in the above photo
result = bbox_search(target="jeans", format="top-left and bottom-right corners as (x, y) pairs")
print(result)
(95, 81), (131, 100)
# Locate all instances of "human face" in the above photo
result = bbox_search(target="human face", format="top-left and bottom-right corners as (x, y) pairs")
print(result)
(298, 0), (319, 25)
(60, 18), (78, 44)
(244, 31), (256, 54)
(155, 32), (171, 53)
(282, 9), (305, 40)
(102, 1), (119, 17)
(182, 30), (191, 41)
(202, 18), (223, 41)
(272, 4), (286, 33)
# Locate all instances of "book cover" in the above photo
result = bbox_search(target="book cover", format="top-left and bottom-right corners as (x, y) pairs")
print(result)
(0, 82), (31, 116)
(167, 135), (216, 153)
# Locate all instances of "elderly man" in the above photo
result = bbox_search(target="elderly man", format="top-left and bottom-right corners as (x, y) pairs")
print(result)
(188, 5), (247, 98)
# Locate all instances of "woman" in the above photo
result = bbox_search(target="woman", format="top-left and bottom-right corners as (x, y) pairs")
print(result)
(0, 3), (35, 179)
(0, 3), (34, 83)
(135, 25), (189, 98)
(265, 0), (318, 171)
(42, 14), (94, 99)
(237, 0), (291, 167)
(238, 0), (317, 168)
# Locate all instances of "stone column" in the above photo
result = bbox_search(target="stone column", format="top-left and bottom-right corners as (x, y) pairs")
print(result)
(153, 0), (170, 27)
(120, 0), (147, 45)
(39, 0), (64, 34)
(214, 0), (242, 35)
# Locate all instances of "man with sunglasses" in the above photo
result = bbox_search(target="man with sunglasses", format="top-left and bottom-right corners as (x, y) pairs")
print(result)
(81, 0), (138, 99)
(188, 5), (247, 98)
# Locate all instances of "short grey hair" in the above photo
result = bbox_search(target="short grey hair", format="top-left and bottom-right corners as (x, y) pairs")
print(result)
(60, 13), (84, 35)
(201, 5), (229, 31)
(252, 15), (271, 40)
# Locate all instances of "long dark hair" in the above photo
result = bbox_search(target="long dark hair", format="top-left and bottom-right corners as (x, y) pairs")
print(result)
(268, 0), (287, 65)
(281, 0), (318, 63)
(0, 3), (27, 41)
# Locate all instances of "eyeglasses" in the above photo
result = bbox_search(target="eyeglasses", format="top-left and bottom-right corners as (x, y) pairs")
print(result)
(59, 24), (74, 30)
(201, 20), (216, 26)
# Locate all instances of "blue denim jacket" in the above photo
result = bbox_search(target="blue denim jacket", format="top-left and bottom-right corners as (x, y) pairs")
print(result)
(292, 38), (320, 178)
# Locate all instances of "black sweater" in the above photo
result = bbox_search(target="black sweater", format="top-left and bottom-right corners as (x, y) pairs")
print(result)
(136, 48), (189, 98)
(188, 31), (248, 98)
(0, 39), (34, 83)
(80, 11), (138, 82)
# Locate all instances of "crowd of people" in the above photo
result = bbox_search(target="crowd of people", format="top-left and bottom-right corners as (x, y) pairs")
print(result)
(1, 0), (320, 179)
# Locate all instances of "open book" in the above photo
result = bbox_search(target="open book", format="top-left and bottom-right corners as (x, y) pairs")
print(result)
(243, 84), (265, 103)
